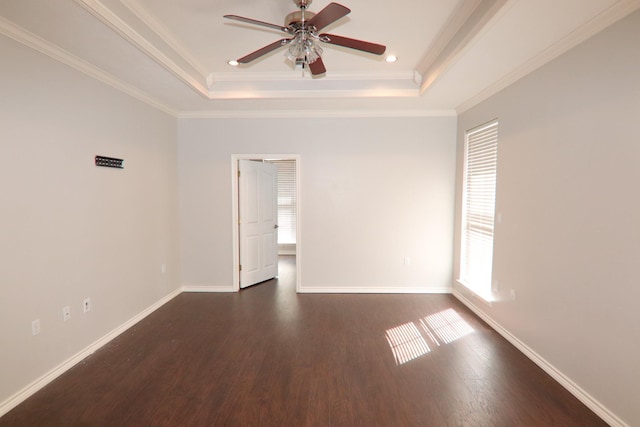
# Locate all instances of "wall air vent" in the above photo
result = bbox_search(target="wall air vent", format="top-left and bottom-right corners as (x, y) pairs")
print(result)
(95, 155), (124, 169)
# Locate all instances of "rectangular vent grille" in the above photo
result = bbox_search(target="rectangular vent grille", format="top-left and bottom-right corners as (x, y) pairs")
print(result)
(95, 156), (124, 169)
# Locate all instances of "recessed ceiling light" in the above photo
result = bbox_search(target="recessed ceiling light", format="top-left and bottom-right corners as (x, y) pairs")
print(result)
(228, 60), (239, 66)
(385, 55), (398, 63)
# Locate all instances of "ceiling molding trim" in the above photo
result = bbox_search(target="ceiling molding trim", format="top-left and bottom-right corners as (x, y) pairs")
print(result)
(0, 17), (177, 116)
(207, 71), (420, 99)
(456, 0), (640, 114)
(120, 0), (208, 77)
(417, 0), (510, 95)
(415, 0), (482, 74)
(206, 89), (419, 100)
(212, 70), (417, 83)
(178, 109), (457, 119)
(74, 0), (210, 98)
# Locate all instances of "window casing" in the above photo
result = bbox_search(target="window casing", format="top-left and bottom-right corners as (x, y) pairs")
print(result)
(460, 120), (498, 300)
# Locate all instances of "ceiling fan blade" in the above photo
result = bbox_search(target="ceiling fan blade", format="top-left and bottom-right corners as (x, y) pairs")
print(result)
(320, 33), (386, 55)
(237, 38), (292, 63)
(306, 3), (350, 32)
(308, 57), (327, 76)
(224, 15), (291, 34)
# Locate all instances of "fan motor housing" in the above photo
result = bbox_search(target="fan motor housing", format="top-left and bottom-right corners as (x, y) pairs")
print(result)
(285, 10), (316, 27)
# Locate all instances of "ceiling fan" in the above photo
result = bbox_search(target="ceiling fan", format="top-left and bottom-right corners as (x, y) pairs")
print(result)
(224, 0), (386, 76)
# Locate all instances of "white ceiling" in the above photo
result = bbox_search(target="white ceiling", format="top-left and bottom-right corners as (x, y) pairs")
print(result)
(1, 0), (638, 116)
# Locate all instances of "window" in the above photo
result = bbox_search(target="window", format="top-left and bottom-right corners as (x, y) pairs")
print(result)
(460, 120), (498, 300)
(269, 160), (297, 245)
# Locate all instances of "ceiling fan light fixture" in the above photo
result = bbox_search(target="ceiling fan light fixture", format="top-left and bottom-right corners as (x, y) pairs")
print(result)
(306, 41), (323, 64)
(285, 35), (323, 66)
(225, 1), (386, 76)
(285, 37), (303, 62)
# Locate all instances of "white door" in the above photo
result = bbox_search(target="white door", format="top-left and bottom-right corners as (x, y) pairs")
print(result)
(239, 160), (278, 288)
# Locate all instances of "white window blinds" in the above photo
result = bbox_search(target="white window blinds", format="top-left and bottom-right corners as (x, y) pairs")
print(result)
(269, 160), (297, 244)
(460, 121), (498, 298)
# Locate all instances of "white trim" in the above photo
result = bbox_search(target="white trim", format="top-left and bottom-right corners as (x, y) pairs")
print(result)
(452, 288), (629, 427)
(295, 157), (302, 294)
(418, 0), (510, 94)
(298, 286), (452, 294)
(74, 0), (209, 97)
(212, 70), (416, 83)
(207, 89), (419, 100)
(182, 284), (235, 293)
(120, 0), (208, 77)
(0, 14), (451, 119)
(415, 0), (484, 75)
(231, 155), (302, 293)
(457, 0), (640, 113)
(0, 288), (182, 418)
(180, 109), (457, 119)
(0, 16), (177, 117)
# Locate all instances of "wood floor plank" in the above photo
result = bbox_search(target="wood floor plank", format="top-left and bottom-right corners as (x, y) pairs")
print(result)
(0, 257), (608, 426)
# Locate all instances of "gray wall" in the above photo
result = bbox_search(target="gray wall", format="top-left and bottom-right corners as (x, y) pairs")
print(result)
(178, 116), (457, 292)
(3, 5), (638, 425)
(454, 10), (640, 426)
(0, 36), (181, 409)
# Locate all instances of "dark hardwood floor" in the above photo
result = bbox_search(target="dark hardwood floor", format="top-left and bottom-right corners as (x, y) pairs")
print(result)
(1, 257), (607, 426)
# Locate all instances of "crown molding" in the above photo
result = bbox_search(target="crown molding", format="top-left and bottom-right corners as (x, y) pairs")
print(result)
(74, 0), (210, 97)
(75, 0), (425, 102)
(0, 16), (177, 116)
(212, 70), (417, 83)
(178, 109), (457, 119)
(207, 70), (420, 99)
(121, 0), (208, 77)
(456, 0), (640, 113)
(207, 89), (419, 100)
(0, 15), (448, 118)
(415, 0), (482, 75)
(417, 0), (510, 95)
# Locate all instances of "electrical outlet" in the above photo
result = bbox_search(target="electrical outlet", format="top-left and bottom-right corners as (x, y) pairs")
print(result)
(83, 298), (91, 313)
(510, 289), (517, 302)
(404, 256), (411, 265)
(32, 319), (41, 336)
(62, 306), (71, 321)
(161, 263), (166, 274)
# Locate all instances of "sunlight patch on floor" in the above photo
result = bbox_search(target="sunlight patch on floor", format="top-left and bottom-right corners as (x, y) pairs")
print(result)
(422, 308), (475, 344)
(385, 322), (431, 365)
(386, 309), (474, 365)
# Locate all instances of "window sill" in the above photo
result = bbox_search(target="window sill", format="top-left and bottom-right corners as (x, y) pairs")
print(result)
(455, 280), (494, 307)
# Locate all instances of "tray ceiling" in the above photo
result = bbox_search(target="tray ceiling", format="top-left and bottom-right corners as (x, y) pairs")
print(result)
(1, 0), (638, 116)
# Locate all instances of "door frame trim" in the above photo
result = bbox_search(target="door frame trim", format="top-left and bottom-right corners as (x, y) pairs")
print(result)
(231, 154), (302, 292)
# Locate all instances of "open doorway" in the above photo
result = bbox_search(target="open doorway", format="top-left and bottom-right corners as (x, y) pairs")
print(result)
(231, 154), (301, 292)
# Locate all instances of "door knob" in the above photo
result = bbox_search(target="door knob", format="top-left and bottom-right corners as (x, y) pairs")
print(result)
(274, 224), (279, 229)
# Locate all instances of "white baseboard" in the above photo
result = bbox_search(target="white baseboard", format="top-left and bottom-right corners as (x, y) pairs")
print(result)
(452, 289), (628, 427)
(0, 288), (182, 418)
(298, 285), (452, 294)
(5, 286), (620, 425)
(182, 284), (235, 292)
